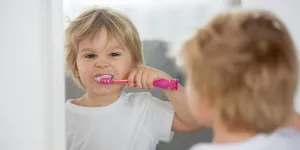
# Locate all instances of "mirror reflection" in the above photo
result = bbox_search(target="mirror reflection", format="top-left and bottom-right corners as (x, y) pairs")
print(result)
(63, 1), (233, 150)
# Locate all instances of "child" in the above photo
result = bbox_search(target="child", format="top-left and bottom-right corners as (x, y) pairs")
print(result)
(64, 7), (202, 150)
(173, 9), (300, 150)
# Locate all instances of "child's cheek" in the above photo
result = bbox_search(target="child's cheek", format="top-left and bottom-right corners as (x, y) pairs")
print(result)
(120, 68), (131, 80)
(77, 62), (92, 83)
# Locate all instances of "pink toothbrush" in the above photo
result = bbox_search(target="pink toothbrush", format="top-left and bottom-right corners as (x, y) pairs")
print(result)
(99, 78), (178, 91)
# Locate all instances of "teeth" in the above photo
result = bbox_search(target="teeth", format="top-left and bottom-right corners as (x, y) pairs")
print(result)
(94, 74), (113, 82)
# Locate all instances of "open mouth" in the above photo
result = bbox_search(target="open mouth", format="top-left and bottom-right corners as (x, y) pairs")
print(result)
(94, 74), (114, 82)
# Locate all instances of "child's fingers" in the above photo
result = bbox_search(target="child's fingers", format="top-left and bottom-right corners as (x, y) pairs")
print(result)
(146, 75), (154, 89)
(135, 68), (143, 88)
(128, 70), (137, 87)
(141, 69), (150, 89)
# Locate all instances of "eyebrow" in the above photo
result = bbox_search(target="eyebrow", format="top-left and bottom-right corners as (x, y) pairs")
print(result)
(79, 45), (125, 53)
(109, 46), (124, 51)
(79, 48), (95, 53)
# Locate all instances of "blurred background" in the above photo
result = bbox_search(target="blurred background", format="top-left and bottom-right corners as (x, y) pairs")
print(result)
(1, 0), (300, 150)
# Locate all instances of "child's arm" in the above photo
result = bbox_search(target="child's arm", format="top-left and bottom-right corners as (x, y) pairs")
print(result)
(162, 85), (204, 132)
(128, 66), (203, 132)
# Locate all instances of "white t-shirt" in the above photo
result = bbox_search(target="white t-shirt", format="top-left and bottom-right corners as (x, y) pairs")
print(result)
(190, 128), (300, 150)
(65, 92), (175, 150)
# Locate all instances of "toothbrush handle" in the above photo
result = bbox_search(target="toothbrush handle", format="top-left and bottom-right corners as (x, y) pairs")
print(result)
(113, 80), (128, 84)
(112, 79), (178, 90)
(153, 79), (178, 91)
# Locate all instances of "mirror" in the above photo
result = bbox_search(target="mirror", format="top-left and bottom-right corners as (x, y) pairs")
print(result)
(63, 0), (235, 149)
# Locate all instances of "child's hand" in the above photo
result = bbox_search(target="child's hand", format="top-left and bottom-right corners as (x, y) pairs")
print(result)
(128, 66), (172, 89)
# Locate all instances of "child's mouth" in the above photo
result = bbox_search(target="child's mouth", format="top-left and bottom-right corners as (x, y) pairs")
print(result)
(94, 74), (114, 82)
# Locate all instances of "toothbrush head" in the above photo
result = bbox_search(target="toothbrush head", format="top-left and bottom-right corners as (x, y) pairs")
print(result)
(99, 78), (113, 84)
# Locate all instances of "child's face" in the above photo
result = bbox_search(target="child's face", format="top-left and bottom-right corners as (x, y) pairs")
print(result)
(185, 78), (214, 126)
(76, 28), (134, 95)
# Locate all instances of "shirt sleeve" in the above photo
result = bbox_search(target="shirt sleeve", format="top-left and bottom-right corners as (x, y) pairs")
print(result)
(144, 93), (175, 143)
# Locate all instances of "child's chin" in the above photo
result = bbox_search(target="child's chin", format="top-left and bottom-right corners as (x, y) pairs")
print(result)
(91, 86), (124, 94)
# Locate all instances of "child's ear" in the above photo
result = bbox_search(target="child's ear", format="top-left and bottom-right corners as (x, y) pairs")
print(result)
(74, 71), (79, 77)
(74, 65), (80, 77)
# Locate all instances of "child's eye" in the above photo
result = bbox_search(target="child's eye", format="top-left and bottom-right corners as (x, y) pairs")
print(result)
(85, 54), (97, 58)
(109, 52), (121, 57)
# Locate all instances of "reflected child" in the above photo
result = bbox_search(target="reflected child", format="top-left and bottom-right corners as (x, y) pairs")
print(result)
(65, 7), (202, 150)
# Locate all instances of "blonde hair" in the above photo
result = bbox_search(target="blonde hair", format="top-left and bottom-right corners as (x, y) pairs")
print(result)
(181, 10), (298, 133)
(65, 7), (144, 88)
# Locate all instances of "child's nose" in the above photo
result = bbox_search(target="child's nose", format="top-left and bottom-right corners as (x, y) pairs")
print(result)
(95, 60), (109, 68)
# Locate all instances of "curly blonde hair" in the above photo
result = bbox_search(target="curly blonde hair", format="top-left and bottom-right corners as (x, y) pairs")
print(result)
(65, 7), (144, 88)
(181, 9), (298, 133)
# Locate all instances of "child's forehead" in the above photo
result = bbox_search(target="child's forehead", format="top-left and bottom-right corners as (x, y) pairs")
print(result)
(78, 31), (126, 51)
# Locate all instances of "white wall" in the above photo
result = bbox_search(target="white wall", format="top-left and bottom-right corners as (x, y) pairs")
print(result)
(63, 0), (231, 46)
(0, 0), (66, 150)
(242, 0), (300, 113)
